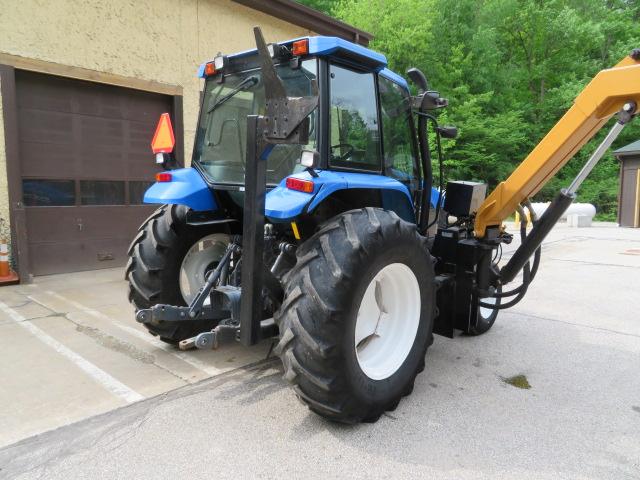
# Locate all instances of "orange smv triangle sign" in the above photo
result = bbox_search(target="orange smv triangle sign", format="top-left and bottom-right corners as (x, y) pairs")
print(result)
(151, 113), (175, 154)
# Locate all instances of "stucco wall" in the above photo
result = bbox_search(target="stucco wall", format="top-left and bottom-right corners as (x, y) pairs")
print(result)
(0, 0), (312, 265)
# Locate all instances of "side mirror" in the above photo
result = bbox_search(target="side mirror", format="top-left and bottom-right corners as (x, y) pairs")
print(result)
(406, 67), (429, 93)
(437, 125), (458, 139)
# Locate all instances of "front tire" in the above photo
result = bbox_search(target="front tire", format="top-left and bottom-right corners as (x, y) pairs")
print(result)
(126, 204), (230, 343)
(275, 208), (436, 423)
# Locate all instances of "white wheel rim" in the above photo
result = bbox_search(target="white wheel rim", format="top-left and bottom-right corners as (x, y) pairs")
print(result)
(479, 296), (498, 319)
(355, 263), (421, 381)
(179, 233), (230, 304)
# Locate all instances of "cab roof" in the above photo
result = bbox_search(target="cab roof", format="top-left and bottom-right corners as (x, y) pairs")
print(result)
(197, 35), (408, 89)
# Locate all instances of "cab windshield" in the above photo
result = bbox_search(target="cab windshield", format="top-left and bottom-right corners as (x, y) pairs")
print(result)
(193, 58), (318, 186)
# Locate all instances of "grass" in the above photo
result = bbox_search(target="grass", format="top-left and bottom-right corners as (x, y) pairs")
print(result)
(502, 374), (531, 389)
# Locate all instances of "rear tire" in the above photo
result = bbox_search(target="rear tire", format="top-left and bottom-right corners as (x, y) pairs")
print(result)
(126, 204), (229, 343)
(274, 208), (435, 423)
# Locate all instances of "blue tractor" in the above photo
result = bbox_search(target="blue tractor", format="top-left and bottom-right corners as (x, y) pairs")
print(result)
(126, 28), (506, 423)
(127, 28), (638, 423)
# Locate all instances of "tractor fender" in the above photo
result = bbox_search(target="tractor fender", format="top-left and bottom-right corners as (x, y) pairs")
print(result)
(265, 170), (429, 223)
(143, 168), (217, 211)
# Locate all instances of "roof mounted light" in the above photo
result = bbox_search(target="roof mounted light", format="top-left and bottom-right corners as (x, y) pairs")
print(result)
(292, 39), (309, 57)
(299, 149), (319, 168)
(204, 56), (226, 77)
(214, 55), (226, 70)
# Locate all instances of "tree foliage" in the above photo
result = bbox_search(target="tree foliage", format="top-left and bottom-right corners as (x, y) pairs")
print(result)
(298, 0), (640, 219)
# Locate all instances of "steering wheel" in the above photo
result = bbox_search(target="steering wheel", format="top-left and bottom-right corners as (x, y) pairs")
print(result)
(330, 143), (355, 162)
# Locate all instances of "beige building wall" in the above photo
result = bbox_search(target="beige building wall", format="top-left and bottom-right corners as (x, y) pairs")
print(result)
(0, 0), (313, 263)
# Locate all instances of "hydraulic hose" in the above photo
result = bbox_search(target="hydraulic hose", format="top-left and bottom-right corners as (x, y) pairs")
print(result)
(478, 203), (542, 309)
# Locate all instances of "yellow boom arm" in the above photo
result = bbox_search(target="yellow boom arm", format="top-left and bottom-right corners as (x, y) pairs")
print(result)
(474, 52), (640, 238)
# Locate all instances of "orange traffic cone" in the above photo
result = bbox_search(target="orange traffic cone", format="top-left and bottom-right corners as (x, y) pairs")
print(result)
(0, 238), (19, 286)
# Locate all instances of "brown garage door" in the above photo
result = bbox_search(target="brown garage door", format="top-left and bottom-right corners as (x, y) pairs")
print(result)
(16, 71), (173, 276)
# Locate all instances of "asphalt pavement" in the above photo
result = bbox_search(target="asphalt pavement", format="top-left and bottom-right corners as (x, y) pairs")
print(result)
(1, 223), (639, 479)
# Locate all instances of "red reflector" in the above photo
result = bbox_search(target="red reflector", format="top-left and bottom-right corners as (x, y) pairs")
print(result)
(292, 39), (309, 56)
(156, 172), (172, 182)
(286, 177), (314, 193)
(204, 62), (217, 76)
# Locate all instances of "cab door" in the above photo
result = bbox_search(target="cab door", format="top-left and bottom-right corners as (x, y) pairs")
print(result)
(378, 75), (420, 195)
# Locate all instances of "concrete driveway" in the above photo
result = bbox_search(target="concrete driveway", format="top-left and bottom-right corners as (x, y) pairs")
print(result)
(0, 223), (639, 479)
(0, 268), (272, 449)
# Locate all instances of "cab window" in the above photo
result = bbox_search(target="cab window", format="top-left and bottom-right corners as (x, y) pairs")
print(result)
(378, 75), (417, 186)
(329, 64), (381, 170)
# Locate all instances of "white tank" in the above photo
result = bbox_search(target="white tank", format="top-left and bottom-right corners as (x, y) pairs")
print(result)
(529, 202), (596, 221)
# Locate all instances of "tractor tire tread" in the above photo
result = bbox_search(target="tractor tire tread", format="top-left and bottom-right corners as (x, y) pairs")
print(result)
(275, 207), (435, 424)
(126, 205), (228, 344)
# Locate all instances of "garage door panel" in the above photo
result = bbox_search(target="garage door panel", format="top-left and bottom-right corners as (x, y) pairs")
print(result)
(27, 238), (133, 276)
(127, 120), (158, 151)
(25, 206), (154, 244)
(26, 206), (156, 275)
(80, 116), (125, 147)
(16, 73), (75, 113)
(78, 147), (127, 179)
(25, 207), (82, 242)
(127, 156), (159, 179)
(17, 71), (174, 276)
(124, 91), (172, 122)
(20, 141), (77, 178)
(18, 110), (74, 145)
(75, 88), (127, 119)
(77, 206), (155, 237)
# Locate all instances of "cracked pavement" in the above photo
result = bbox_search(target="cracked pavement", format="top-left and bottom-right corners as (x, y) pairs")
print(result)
(0, 223), (639, 479)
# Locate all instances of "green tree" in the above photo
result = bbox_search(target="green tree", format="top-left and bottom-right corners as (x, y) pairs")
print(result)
(301, 0), (640, 218)
(297, 0), (339, 15)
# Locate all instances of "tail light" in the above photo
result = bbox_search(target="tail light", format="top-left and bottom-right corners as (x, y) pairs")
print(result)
(156, 172), (172, 182)
(204, 62), (217, 76)
(292, 39), (309, 57)
(286, 177), (314, 193)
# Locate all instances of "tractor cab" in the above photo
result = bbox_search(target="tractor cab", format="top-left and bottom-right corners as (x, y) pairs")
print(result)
(145, 35), (435, 229)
